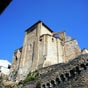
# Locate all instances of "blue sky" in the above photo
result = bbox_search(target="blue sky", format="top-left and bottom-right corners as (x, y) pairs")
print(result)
(0, 0), (88, 62)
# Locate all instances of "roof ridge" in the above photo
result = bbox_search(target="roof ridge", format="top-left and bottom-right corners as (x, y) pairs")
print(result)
(25, 20), (53, 32)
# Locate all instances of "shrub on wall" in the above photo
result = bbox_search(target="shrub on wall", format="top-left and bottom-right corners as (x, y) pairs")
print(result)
(23, 72), (38, 84)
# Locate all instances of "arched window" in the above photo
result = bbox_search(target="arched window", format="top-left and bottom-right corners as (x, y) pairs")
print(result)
(46, 83), (50, 88)
(60, 74), (65, 82)
(51, 80), (56, 87)
(56, 78), (60, 84)
(42, 84), (46, 88)
(80, 64), (87, 70)
(53, 34), (59, 38)
(70, 69), (75, 78)
(65, 73), (70, 80)
(75, 66), (81, 74)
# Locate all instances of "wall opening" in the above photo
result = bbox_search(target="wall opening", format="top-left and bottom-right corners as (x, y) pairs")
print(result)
(80, 64), (87, 70)
(51, 80), (56, 87)
(56, 78), (60, 85)
(42, 84), (46, 88)
(86, 63), (88, 66)
(8, 64), (11, 69)
(15, 56), (18, 61)
(40, 39), (42, 42)
(65, 73), (70, 80)
(46, 83), (50, 88)
(52, 38), (54, 42)
(75, 66), (81, 74)
(53, 34), (59, 39)
(30, 44), (32, 49)
(70, 69), (75, 78)
(60, 74), (65, 82)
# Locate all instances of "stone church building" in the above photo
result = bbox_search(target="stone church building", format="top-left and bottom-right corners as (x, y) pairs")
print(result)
(9, 21), (81, 81)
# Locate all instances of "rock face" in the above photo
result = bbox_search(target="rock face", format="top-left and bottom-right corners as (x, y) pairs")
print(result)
(9, 21), (81, 81)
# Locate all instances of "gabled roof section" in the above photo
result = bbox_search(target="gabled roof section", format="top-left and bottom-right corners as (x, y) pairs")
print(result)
(25, 20), (53, 33)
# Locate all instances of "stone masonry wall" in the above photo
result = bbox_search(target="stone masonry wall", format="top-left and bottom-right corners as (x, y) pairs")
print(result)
(9, 49), (22, 81)
(22, 54), (88, 88)
(10, 21), (81, 82)
(43, 35), (58, 67)
(17, 27), (38, 81)
(64, 39), (81, 62)
(16, 22), (53, 81)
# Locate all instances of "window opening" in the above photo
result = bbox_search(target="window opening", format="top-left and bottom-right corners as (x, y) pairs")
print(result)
(60, 74), (65, 82)
(51, 80), (56, 87)
(56, 78), (60, 84)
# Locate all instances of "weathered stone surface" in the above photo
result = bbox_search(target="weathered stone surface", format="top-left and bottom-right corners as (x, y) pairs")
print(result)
(9, 21), (81, 82)
(22, 54), (88, 88)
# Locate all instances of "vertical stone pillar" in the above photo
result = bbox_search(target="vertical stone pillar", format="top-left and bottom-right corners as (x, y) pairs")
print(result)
(36, 22), (42, 69)
(56, 39), (59, 62)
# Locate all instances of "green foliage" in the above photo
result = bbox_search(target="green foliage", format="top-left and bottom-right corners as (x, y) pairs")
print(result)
(0, 76), (2, 83)
(0, 76), (3, 88)
(36, 80), (41, 88)
(0, 86), (3, 88)
(23, 72), (38, 84)
(13, 69), (18, 76)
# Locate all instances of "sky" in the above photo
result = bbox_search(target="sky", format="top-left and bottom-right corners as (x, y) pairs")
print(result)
(0, 0), (88, 62)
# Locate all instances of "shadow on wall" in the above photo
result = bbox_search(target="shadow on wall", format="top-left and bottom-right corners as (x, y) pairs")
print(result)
(41, 55), (88, 88)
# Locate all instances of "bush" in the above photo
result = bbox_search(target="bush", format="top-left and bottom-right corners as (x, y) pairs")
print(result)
(0, 76), (2, 83)
(23, 72), (38, 84)
(36, 80), (41, 88)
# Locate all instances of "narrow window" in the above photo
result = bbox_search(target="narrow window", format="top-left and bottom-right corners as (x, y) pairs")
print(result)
(8, 65), (11, 69)
(30, 44), (32, 48)
(15, 56), (18, 61)
(52, 38), (54, 42)
(40, 39), (42, 42)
